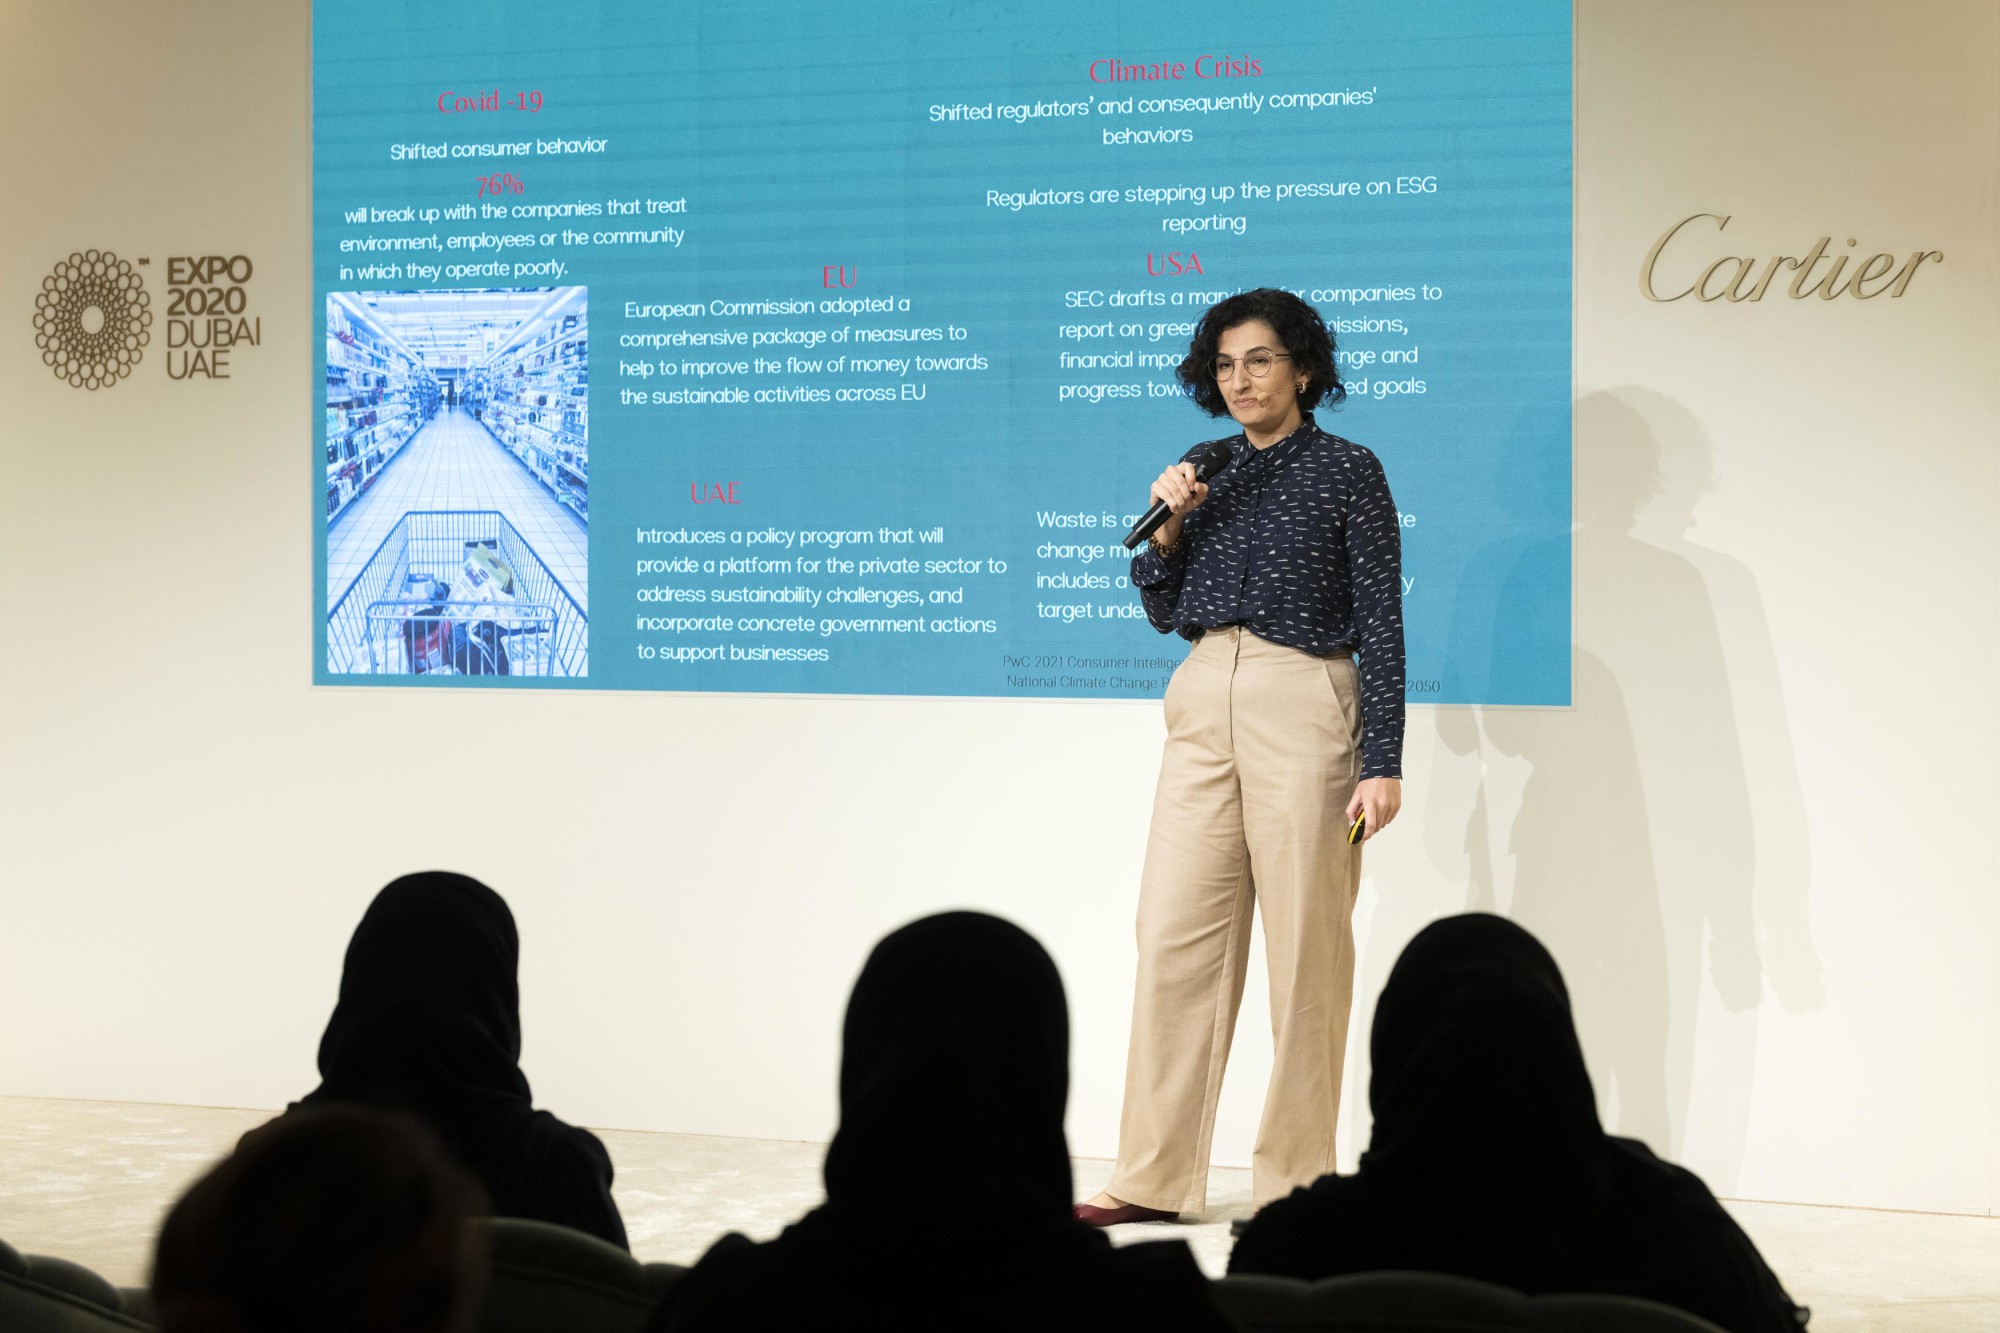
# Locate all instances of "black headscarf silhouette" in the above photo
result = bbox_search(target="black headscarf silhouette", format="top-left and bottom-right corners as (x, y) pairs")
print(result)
(1230, 914), (1805, 1333)
(650, 911), (1228, 1333)
(298, 872), (628, 1250)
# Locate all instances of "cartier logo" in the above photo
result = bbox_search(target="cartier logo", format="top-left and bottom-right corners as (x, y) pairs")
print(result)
(1641, 214), (1942, 302)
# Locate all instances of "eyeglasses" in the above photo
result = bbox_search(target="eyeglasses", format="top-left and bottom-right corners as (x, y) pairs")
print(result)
(1211, 350), (1293, 380)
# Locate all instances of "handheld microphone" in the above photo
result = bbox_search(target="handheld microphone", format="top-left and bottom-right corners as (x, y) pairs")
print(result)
(1123, 440), (1235, 549)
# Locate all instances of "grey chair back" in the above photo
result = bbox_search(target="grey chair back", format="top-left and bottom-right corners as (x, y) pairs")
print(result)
(476, 1217), (686, 1333)
(1211, 1270), (1731, 1333)
(0, 1236), (151, 1331)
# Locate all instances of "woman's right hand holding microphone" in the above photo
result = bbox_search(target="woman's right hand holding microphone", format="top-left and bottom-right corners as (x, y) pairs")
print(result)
(1148, 462), (1209, 550)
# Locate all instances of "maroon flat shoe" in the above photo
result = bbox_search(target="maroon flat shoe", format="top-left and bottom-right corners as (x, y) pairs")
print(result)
(1073, 1201), (1178, 1227)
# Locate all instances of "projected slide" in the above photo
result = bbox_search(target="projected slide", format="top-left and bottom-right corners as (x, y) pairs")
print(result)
(313, 1), (1572, 704)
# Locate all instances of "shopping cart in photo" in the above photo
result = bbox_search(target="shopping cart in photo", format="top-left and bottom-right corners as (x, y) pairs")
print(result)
(327, 511), (587, 677)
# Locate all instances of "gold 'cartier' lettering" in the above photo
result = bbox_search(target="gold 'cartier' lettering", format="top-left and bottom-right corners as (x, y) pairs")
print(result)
(1696, 256), (1760, 302)
(1641, 213), (1727, 301)
(1642, 214), (1942, 302)
(1848, 252), (1899, 298)
(1785, 238), (1836, 299)
(1887, 250), (1943, 296)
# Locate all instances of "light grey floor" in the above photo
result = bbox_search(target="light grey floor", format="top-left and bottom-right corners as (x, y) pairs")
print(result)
(2, 1096), (1995, 1331)
(326, 404), (587, 612)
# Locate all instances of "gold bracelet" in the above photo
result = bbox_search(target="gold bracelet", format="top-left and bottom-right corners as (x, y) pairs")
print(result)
(1150, 531), (1181, 557)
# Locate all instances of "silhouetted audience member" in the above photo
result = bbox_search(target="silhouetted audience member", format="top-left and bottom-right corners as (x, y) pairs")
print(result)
(1230, 913), (1807, 1332)
(649, 911), (1230, 1333)
(152, 1104), (487, 1333)
(296, 871), (629, 1249)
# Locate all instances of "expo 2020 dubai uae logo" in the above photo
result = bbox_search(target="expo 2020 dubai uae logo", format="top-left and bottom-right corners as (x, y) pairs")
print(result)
(31, 250), (152, 389)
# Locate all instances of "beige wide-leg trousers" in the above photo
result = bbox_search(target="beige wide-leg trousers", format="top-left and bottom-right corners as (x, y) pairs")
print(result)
(1106, 626), (1364, 1214)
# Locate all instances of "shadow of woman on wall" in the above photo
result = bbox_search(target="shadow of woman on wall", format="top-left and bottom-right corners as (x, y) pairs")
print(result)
(1424, 387), (1822, 1193)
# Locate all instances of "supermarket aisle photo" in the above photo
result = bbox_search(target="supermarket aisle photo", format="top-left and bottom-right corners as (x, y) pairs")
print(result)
(323, 287), (588, 677)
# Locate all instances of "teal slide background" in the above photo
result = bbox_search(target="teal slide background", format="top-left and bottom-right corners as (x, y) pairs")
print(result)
(313, 1), (1571, 703)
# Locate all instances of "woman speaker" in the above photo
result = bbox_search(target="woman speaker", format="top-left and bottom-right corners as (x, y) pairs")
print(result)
(1078, 288), (1406, 1225)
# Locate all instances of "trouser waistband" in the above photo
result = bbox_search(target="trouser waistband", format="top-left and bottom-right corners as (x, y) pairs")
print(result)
(1197, 624), (1353, 660)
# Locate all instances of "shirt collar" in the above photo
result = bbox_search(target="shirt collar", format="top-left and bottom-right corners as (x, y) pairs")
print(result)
(1231, 412), (1318, 470)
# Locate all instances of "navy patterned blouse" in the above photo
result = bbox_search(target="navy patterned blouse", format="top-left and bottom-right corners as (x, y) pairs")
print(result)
(1130, 413), (1406, 780)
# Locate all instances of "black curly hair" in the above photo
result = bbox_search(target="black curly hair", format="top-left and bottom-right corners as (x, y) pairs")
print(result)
(1175, 287), (1345, 417)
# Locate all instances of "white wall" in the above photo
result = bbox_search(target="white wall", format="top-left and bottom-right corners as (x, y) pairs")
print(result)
(2, 1), (1994, 1215)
